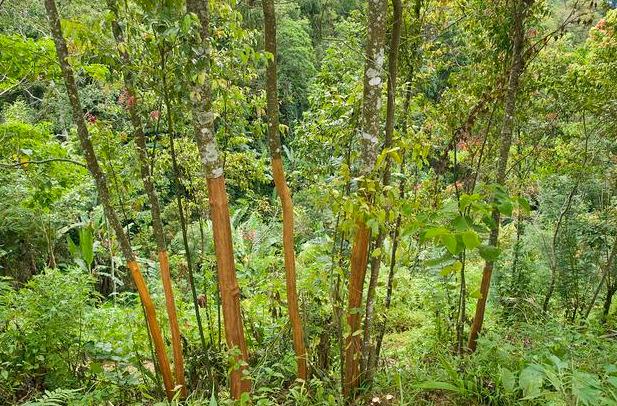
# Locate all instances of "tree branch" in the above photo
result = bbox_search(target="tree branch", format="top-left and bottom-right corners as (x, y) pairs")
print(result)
(0, 158), (87, 169)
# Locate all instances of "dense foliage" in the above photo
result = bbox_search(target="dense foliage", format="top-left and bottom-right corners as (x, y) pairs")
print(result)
(1, 0), (616, 404)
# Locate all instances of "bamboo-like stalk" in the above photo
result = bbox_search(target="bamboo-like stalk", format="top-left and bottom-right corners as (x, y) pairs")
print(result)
(262, 0), (308, 381)
(44, 0), (175, 398)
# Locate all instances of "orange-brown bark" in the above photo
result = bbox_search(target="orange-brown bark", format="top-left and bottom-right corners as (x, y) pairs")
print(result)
(343, 223), (371, 396)
(128, 260), (175, 399)
(206, 176), (250, 398)
(272, 158), (308, 380)
(262, 0), (308, 381)
(158, 250), (186, 396)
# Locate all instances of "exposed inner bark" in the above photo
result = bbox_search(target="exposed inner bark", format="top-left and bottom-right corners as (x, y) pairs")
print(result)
(343, 0), (387, 398)
(206, 176), (250, 397)
(187, 0), (250, 398)
(262, 0), (308, 381)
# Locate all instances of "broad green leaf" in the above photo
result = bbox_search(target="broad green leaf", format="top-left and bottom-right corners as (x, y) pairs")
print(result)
(462, 230), (481, 250)
(497, 201), (513, 216)
(500, 367), (516, 393)
(519, 365), (544, 399)
(452, 215), (468, 231)
(441, 233), (457, 254)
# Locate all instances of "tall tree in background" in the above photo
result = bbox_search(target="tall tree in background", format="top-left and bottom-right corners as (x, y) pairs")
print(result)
(467, 0), (531, 352)
(43, 0), (175, 399)
(262, 0), (308, 381)
(186, 0), (250, 399)
(343, 0), (387, 397)
(106, 0), (186, 394)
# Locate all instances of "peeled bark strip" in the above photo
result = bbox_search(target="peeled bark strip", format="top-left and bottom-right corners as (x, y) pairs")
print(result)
(205, 176), (250, 397)
(106, 0), (186, 394)
(187, 0), (250, 398)
(360, 0), (403, 380)
(467, 1), (528, 353)
(262, 0), (308, 381)
(44, 0), (175, 398)
(344, 224), (372, 396)
(343, 0), (387, 397)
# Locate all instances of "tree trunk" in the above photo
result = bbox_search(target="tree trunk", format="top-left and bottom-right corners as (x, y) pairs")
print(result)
(106, 1), (186, 394)
(160, 46), (208, 352)
(343, 0), (387, 398)
(187, 0), (250, 399)
(583, 239), (617, 320)
(467, 1), (527, 353)
(44, 0), (175, 399)
(360, 0), (403, 382)
(262, 0), (308, 381)
(374, 80), (413, 368)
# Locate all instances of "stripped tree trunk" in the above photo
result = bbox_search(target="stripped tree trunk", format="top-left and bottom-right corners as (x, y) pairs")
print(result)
(187, 0), (250, 398)
(467, 0), (528, 353)
(360, 0), (403, 382)
(106, 0), (186, 394)
(262, 0), (308, 381)
(343, 0), (387, 398)
(44, 0), (175, 398)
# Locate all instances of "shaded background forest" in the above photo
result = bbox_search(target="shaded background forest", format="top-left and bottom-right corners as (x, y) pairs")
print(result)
(1, 0), (617, 404)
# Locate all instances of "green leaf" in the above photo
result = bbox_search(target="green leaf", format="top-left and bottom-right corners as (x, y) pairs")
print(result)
(517, 196), (531, 214)
(424, 226), (447, 239)
(497, 201), (513, 216)
(67, 235), (80, 259)
(416, 381), (463, 393)
(572, 371), (601, 406)
(441, 233), (458, 254)
(452, 215), (468, 231)
(500, 367), (516, 393)
(519, 365), (544, 399)
(440, 261), (462, 277)
(462, 230), (481, 250)
(478, 245), (501, 261)
(79, 226), (94, 270)
(209, 391), (218, 406)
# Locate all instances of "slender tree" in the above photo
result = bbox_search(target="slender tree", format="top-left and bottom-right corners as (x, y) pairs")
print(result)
(361, 0), (403, 380)
(343, 0), (387, 397)
(106, 0), (186, 394)
(261, 0), (308, 381)
(43, 0), (175, 398)
(186, 0), (250, 398)
(467, 0), (530, 352)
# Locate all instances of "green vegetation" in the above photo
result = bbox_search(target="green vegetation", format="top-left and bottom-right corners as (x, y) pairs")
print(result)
(1, 0), (616, 404)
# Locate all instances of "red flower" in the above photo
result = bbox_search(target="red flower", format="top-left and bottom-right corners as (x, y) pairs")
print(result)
(150, 110), (160, 121)
(85, 112), (97, 124)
